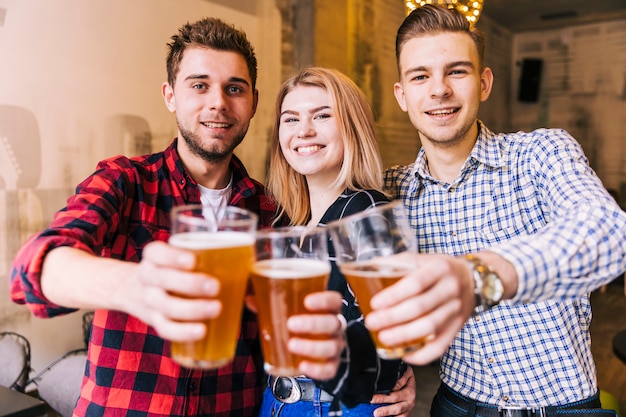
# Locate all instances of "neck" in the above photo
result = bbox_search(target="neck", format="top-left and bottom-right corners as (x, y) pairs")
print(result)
(421, 133), (477, 184)
(307, 179), (343, 226)
(176, 140), (233, 189)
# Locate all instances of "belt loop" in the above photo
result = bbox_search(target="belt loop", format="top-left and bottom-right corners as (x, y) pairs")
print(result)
(543, 406), (557, 417)
(467, 402), (477, 416)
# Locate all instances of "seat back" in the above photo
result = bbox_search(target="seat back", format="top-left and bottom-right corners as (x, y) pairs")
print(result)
(0, 331), (31, 391)
(29, 348), (87, 417)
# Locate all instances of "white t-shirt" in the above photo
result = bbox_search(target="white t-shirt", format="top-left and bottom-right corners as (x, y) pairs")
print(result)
(198, 174), (232, 222)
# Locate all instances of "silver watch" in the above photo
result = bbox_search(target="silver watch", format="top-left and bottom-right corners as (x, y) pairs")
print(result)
(462, 254), (503, 312)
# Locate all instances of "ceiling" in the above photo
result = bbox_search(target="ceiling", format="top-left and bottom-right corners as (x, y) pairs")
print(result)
(481, 0), (626, 32)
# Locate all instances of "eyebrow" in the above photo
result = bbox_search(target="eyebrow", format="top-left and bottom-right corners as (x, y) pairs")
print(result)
(280, 105), (331, 117)
(183, 74), (251, 87)
(403, 60), (475, 77)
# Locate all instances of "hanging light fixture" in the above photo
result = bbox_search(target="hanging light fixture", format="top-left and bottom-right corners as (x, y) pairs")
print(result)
(404, 0), (484, 26)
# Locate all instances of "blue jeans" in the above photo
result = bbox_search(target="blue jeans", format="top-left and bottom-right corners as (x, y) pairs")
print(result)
(259, 385), (385, 417)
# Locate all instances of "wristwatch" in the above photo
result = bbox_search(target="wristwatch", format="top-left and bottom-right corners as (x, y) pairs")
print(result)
(462, 254), (504, 313)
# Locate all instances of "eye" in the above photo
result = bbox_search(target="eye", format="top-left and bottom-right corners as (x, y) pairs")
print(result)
(449, 68), (469, 76)
(192, 83), (207, 90)
(281, 116), (299, 124)
(314, 112), (332, 120)
(227, 85), (244, 94)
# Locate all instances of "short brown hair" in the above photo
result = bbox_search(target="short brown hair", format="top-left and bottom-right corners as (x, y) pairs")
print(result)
(396, 4), (486, 70)
(165, 18), (257, 88)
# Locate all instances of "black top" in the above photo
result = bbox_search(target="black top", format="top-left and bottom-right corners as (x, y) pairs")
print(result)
(316, 189), (407, 407)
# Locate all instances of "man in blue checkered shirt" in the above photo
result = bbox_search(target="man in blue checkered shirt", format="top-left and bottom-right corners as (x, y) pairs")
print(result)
(365, 4), (626, 417)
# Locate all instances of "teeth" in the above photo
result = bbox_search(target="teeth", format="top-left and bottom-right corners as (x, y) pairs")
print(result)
(202, 122), (229, 128)
(296, 145), (323, 153)
(428, 109), (456, 115)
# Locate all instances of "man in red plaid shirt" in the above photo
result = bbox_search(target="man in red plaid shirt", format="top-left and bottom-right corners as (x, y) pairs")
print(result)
(10, 17), (345, 417)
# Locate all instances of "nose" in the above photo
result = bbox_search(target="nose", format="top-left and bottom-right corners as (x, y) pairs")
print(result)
(296, 119), (315, 138)
(207, 88), (228, 111)
(430, 75), (452, 98)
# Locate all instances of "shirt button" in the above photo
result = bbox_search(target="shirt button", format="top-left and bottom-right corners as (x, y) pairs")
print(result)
(488, 357), (495, 364)
(189, 382), (197, 391)
(502, 395), (510, 402)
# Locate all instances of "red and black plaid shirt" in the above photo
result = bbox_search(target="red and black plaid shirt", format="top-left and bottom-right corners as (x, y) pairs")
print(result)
(10, 139), (276, 417)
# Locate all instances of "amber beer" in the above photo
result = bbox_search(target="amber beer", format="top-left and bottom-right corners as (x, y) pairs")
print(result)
(341, 259), (427, 359)
(169, 231), (255, 368)
(250, 258), (330, 376)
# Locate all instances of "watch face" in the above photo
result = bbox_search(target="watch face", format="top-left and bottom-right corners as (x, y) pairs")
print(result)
(484, 271), (504, 303)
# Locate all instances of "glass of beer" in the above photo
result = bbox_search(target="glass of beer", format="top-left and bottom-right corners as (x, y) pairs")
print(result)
(251, 226), (331, 376)
(327, 201), (421, 359)
(168, 204), (257, 369)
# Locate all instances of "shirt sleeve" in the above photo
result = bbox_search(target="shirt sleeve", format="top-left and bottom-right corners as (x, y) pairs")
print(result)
(9, 157), (131, 318)
(487, 129), (626, 303)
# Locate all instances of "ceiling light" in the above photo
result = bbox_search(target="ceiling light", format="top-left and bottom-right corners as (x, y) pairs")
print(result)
(405, 0), (484, 26)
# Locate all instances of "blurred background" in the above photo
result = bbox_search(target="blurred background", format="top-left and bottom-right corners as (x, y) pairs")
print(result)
(1, 0), (625, 414)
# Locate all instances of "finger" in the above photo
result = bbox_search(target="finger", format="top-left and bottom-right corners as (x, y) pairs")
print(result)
(139, 264), (221, 298)
(372, 402), (413, 417)
(370, 257), (449, 310)
(401, 315), (466, 366)
(143, 287), (223, 321)
(149, 314), (207, 342)
(144, 240), (196, 269)
(303, 291), (343, 313)
(287, 313), (343, 335)
(288, 335), (345, 360)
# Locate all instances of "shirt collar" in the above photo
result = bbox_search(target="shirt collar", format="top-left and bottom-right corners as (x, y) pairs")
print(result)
(165, 138), (259, 204)
(412, 120), (504, 180)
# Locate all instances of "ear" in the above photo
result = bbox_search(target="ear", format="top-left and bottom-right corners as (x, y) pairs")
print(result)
(162, 82), (176, 113)
(479, 67), (494, 102)
(393, 82), (408, 112)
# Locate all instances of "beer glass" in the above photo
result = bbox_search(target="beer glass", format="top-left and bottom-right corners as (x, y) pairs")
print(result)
(251, 226), (331, 376)
(327, 201), (421, 359)
(168, 204), (257, 368)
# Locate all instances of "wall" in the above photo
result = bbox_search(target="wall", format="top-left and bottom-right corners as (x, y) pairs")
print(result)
(305, 1), (512, 170)
(0, 0), (281, 375)
(511, 19), (626, 201)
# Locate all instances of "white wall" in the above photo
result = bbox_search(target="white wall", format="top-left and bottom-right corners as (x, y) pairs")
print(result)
(0, 0), (281, 375)
(511, 19), (626, 198)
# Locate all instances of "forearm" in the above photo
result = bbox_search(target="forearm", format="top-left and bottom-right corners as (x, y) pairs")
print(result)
(41, 246), (138, 312)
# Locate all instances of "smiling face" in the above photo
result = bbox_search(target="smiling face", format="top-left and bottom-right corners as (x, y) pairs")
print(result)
(162, 47), (258, 164)
(278, 85), (344, 185)
(394, 32), (492, 148)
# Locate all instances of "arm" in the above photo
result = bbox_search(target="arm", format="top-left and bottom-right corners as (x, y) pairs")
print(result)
(369, 130), (626, 365)
(40, 242), (222, 342)
(487, 129), (626, 303)
(9, 156), (223, 342)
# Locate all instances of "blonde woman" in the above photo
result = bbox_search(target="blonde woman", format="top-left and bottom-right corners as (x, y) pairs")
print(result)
(263, 67), (416, 417)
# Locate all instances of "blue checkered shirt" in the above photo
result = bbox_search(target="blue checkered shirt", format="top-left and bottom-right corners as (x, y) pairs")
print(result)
(384, 122), (626, 407)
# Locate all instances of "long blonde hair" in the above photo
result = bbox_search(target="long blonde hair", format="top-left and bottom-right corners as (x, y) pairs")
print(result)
(266, 67), (384, 225)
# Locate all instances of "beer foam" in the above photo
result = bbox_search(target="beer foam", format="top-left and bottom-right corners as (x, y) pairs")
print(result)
(253, 258), (330, 279)
(170, 231), (254, 249)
